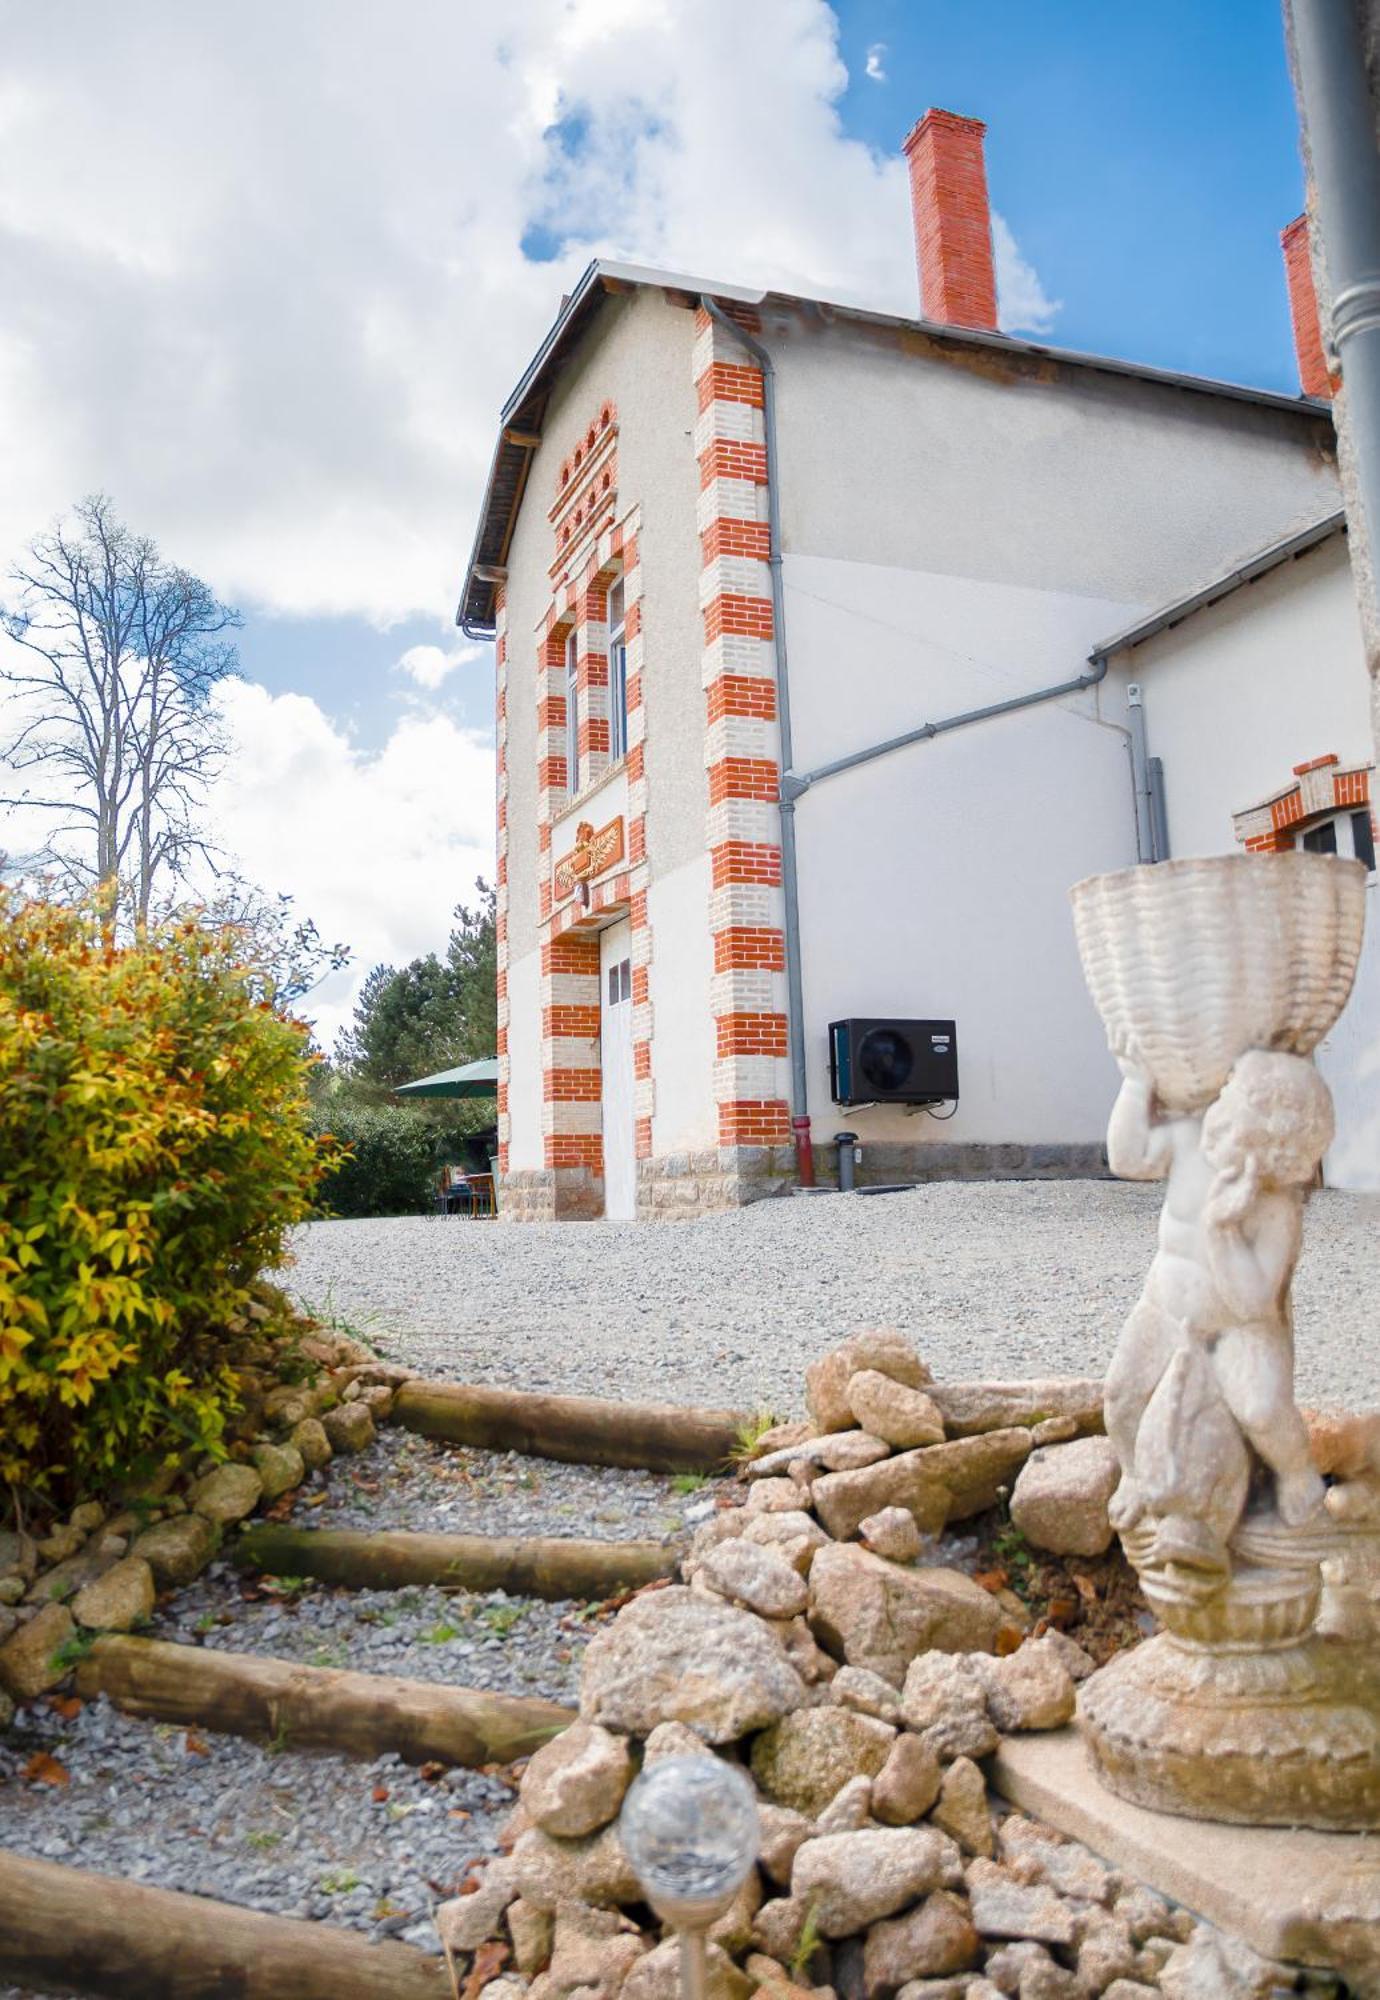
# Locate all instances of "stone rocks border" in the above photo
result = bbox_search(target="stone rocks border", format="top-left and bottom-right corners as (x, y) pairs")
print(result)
(0, 1321), (406, 1709)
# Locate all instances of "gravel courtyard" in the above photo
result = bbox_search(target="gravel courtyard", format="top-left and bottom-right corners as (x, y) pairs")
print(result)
(286, 1180), (1380, 1411)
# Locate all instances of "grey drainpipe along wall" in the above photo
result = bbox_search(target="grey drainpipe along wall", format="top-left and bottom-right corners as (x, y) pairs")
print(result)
(1291, 0), (1380, 608)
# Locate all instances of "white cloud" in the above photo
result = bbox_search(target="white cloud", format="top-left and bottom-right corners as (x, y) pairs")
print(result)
(207, 680), (495, 1047)
(993, 212), (1062, 337)
(0, 2), (1063, 999)
(865, 43), (888, 82)
(395, 641), (482, 692)
(0, 2), (1060, 631)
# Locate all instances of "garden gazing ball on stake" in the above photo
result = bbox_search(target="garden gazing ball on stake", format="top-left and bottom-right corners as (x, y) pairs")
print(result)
(619, 1755), (759, 2000)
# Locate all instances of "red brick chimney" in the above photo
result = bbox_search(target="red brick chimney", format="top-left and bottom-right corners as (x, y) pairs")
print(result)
(1281, 214), (1336, 400)
(902, 109), (998, 331)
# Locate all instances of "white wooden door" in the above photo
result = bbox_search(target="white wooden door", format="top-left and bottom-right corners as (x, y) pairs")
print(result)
(599, 920), (637, 1220)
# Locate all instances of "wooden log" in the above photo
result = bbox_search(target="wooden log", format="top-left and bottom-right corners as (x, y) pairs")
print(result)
(0, 1846), (450, 1999)
(235, 1523), (677, 1599)
(394, 1379), (746, 1473)
(76, 1635), (572, 1768)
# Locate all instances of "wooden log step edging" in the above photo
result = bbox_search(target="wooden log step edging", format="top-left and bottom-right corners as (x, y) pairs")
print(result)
(0, 1847), (450, 1999)
(235, 1523), (678, 1600)
(76, 1635), (573, 1768)
(393, 1378), (748, 1473)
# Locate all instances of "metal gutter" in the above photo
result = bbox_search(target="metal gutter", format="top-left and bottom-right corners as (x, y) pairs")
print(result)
(600, 261), (1326, 416)
(700, 296), (815, 1189)
(1088, 510), (1346, 661)
(1291, 0), (1380, 586)
(784, 663), (1109, 802)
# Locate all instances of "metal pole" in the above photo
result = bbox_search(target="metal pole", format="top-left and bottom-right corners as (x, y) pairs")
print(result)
(701, 297), (814, 1187)
(1291, 0), (1380, 575)
(1125, 683), (1154, 864)
(678, 1929), (708, 2000)
(1148, 757), (1171, 864)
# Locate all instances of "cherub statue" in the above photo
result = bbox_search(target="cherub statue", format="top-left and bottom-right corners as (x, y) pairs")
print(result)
(1103, 1042), (1332, 1575)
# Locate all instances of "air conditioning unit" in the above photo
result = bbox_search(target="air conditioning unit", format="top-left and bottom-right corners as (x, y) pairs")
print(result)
(828, 1018), (958, 1108)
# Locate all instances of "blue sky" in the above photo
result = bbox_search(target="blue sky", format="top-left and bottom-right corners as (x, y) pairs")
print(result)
(832, 0), (1306, 389)
(236, 1), (1311, 750)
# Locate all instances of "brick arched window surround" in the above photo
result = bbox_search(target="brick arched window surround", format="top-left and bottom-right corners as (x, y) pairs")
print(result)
(529, 399), (654, 1211)
(1233, 752), (1375, 860)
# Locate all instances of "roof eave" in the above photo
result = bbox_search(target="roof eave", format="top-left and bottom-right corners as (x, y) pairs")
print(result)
(1089, 510), (1348, 663)
(458, 257), (1337, 638)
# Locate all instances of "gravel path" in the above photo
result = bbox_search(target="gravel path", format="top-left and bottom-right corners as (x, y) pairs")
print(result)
(285, 1182), (1380, 1410)
(304, 1427), (691, 1541)
(0, 1443), (713, 1981)
(5, 1181), (1376, 1995)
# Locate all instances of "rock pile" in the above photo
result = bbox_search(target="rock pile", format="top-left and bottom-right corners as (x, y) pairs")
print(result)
(0, 1312), (414, 1720)
(438, 1332), (1294, 2000)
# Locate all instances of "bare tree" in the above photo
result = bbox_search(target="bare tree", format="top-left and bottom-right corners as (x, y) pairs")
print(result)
(1, 494), (240, 925)
(171, 870), (351, 1013)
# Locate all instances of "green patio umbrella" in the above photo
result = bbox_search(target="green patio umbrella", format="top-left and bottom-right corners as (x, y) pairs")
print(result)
(393, 1057), (498, 1099)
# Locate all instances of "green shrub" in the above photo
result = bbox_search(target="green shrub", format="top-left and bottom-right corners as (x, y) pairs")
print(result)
(0, 889), (339, 1505)
(311, 1098), (439, 1217)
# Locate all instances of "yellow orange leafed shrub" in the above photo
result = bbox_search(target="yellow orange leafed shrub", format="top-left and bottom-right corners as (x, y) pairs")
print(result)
(0, 889), (339, 1504)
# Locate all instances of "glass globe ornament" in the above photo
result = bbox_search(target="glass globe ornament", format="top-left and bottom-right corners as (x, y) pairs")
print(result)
(619, 1754), (760, 1928)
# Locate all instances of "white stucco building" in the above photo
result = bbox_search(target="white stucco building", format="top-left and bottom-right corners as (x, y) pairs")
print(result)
(460, 109), (1373, 1218)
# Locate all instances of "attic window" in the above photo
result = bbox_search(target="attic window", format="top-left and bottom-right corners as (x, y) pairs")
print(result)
(1301, 810), (1376, 872)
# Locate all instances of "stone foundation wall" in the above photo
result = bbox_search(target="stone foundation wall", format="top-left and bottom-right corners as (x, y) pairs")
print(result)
(636, 1147), (791, 1218)
(506, 1143), (1109, 1221)
(633, 1140), (1110, 1219)
(497, 1167), (605, 1222)
(825, 1140), (1109, 1187)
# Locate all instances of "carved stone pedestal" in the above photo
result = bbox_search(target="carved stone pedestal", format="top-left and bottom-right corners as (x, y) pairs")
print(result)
(1082, 1500), (1380, 1827)
(1081, 1630), (1380, 1830)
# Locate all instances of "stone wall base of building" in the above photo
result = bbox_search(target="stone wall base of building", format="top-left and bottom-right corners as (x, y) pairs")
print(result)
(818, 1140), (1110, 1187)
(498, 1167), (604, 1222)
(635, 1140), (1109, 1219)
(503, 1142), (1109, 1221)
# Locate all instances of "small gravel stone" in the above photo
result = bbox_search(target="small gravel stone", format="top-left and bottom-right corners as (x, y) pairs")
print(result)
(322, 1403), (375, 1455)
(191, 1464), (263, 1525)
(929, 1757), (993, 1857)
(250, 1442), (305, 1501)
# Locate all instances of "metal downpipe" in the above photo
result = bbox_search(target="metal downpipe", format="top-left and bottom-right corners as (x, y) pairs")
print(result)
(702, 296), (814, 1187)
(1291, 0), (1380, 577)
(1126, 683), (1155, 863)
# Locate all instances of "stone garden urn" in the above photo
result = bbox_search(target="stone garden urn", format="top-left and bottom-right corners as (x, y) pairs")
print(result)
(1069, 851), (1380, 1829)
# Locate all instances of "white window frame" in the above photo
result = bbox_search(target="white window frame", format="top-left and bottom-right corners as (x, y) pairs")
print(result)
(608, 575), (628, 766)
(565, 628), (580, 797)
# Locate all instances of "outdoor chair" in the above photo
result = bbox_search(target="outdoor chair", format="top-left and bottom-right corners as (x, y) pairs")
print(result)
(437, 1166), (474, 1218)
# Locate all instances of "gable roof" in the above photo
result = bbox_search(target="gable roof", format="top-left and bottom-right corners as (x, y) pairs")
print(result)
(458, 257), (1332, 637)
